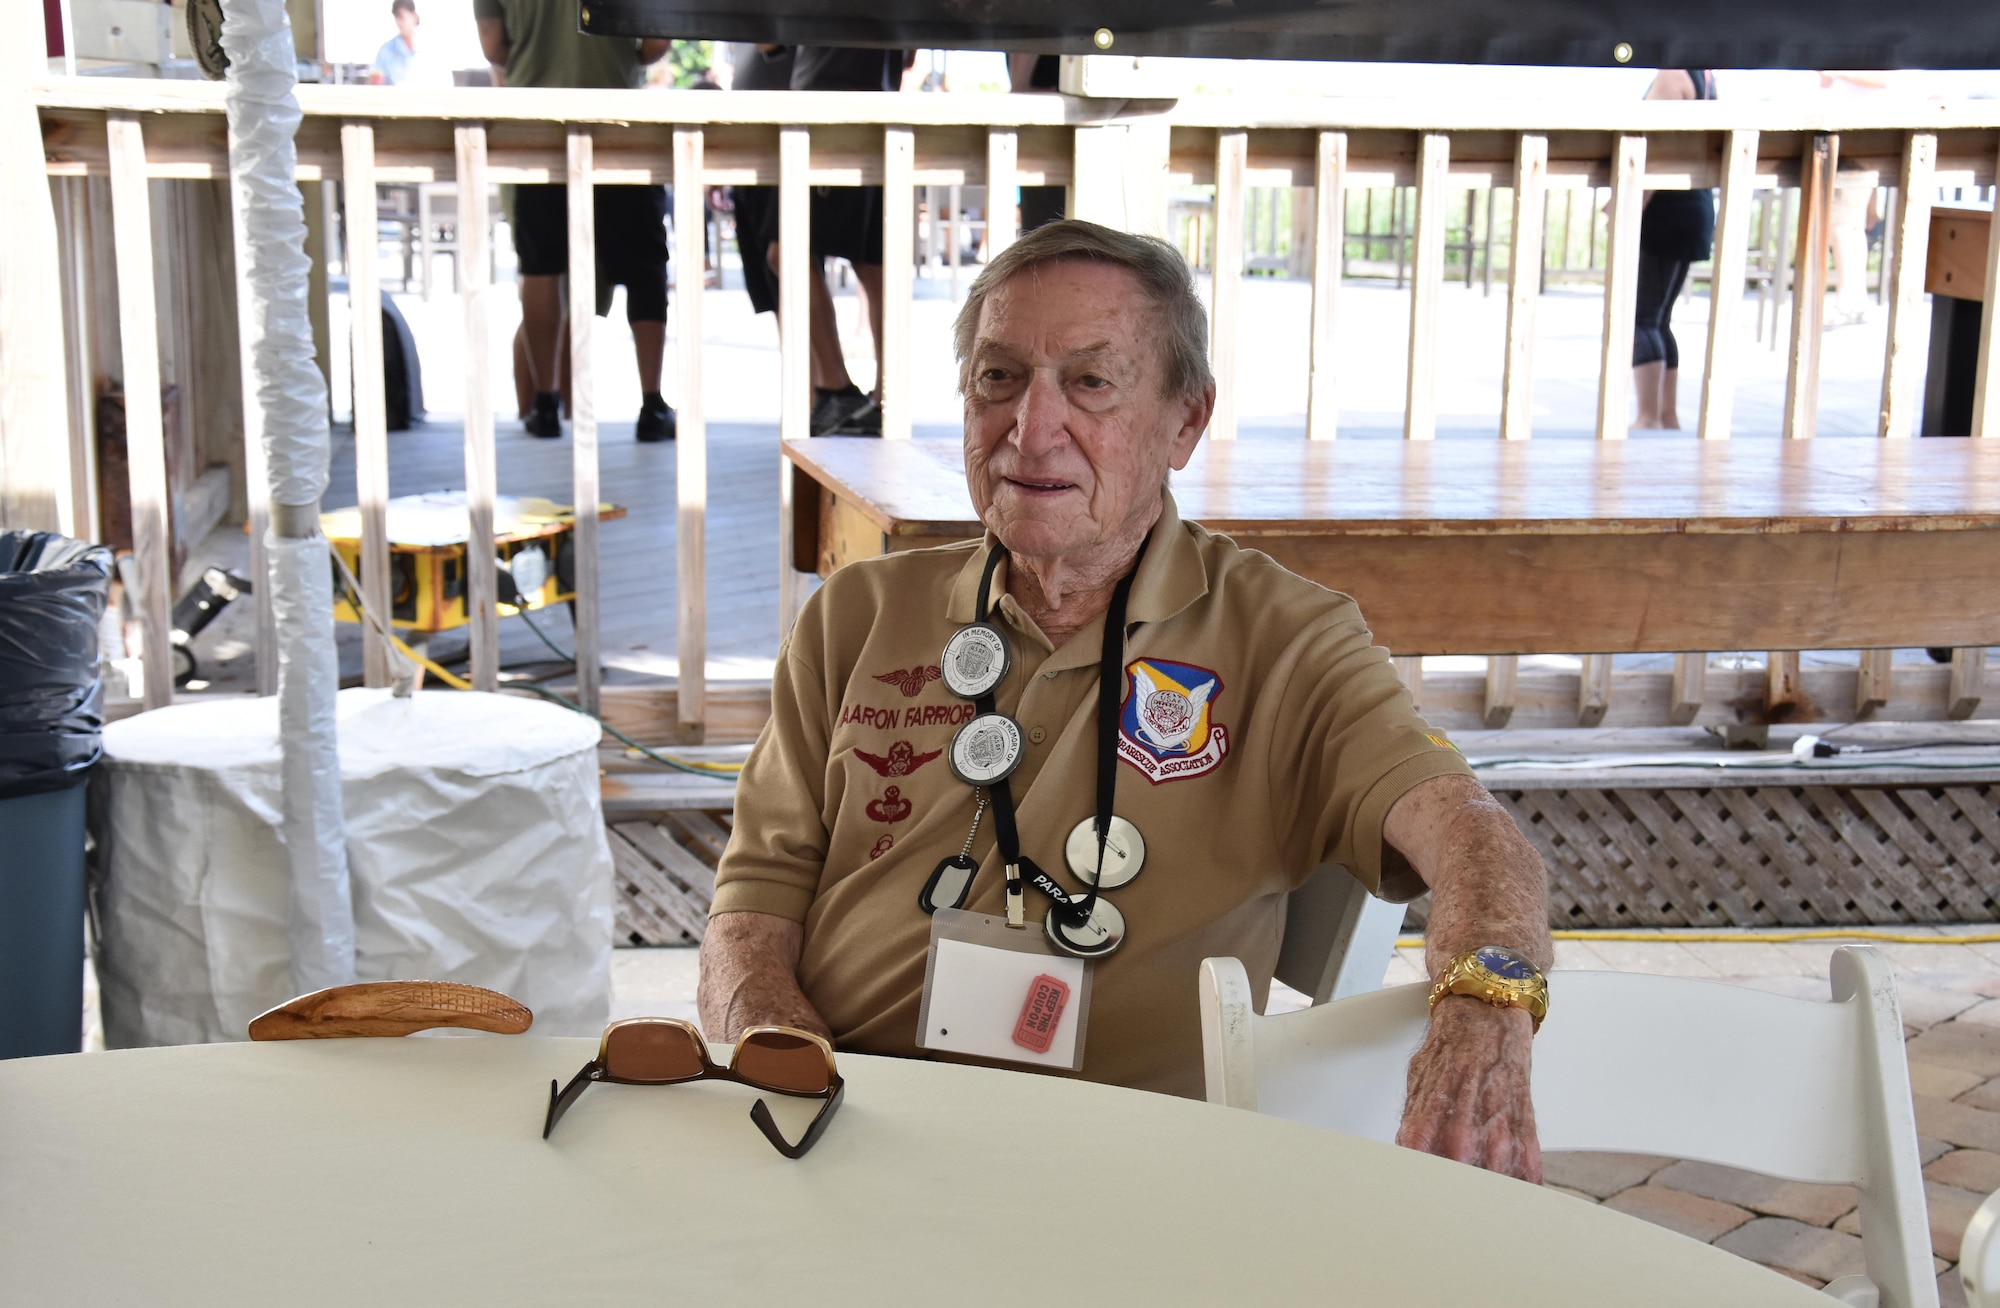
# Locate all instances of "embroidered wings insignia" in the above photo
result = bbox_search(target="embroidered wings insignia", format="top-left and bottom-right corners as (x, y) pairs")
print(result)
(855, 740), (945, 777)
(873, 665), (942, 697)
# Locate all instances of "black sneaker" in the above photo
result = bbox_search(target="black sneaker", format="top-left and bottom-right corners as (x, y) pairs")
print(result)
(636, 393), (677, 443)
(830, 394), (882, 437)
(524, 391), (562, 439)
(810, 384), (870, 436)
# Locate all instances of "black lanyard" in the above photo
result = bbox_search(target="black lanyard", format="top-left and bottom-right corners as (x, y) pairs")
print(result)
(972, 539), (1140, 931)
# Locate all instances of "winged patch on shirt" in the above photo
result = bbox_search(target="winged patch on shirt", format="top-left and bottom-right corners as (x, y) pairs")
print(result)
(1117, 658), (1230, 784)
(855, 740), (944, 777)
(865, 786), (914, 824)
(873, 666), (941, 697)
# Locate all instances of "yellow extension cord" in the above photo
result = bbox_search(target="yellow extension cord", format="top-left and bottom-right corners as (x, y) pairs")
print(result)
(1397, 928), (2000, 948)
(327, 556), (742, 777)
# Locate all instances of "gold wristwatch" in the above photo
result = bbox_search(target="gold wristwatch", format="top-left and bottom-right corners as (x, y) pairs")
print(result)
(1427, 945), (1548, 1033)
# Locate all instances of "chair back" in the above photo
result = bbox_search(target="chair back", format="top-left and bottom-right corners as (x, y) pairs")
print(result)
(1273, 863), (1408, 1006)
(1199, 946), (1935, 1308)
(247, 980), (533, 1040)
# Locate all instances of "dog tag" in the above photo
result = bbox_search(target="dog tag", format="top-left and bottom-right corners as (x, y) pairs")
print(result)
(949, 713), (1024, 786)
(920, 855), (978, 914)
(1064, 815), (1146, 891)
(941, 622), (1010, 700)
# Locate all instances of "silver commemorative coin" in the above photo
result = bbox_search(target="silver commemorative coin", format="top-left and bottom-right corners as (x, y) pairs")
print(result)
(948, 713), (1024, 786)
(1064, 815), (1147, 891)
(941, 622), (1010, 700)
(1045, 896), (1127, 959)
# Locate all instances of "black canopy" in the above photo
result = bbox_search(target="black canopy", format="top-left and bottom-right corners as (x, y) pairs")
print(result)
(582, 0), (2000, 70)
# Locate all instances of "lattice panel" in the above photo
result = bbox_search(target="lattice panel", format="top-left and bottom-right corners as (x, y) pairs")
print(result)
(1483, 784), (2000, 929)
(607, 810), (732, 946)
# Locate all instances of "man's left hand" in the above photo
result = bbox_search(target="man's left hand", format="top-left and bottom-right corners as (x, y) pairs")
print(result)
(1395, 995), (1541, 1183)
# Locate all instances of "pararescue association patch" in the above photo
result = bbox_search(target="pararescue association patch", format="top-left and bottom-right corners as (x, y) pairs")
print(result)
(1117, 657), (1229, 784)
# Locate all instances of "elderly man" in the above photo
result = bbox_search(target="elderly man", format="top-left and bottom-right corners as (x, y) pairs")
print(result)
(700, 220), (1551, 1181)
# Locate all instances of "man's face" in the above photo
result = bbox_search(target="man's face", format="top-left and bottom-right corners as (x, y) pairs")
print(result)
(962, 261), (1211, 563)
(396, 7), (419, 40)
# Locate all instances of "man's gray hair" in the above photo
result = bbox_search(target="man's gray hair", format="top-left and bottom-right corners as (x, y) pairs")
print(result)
(952, 219), (1214, 400)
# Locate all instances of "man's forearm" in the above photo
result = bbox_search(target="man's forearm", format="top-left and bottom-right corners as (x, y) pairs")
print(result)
(696, 910), (832, 1042)
(1386, 774), (1551, 978)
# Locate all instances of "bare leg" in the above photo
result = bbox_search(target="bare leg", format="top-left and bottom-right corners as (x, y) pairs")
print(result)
(1632, 360), (1664, 429)
(631, 320), (665, 395)
(519, 274), (564, 391)
(1657, 367), (1681, 430)
(805, 255), (853, 391)
(854, 263), (885, 398)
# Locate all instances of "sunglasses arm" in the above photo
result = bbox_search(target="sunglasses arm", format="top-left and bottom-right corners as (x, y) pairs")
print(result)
(543, 1063), (602, 1139)
(749, 1078), (845, 1160)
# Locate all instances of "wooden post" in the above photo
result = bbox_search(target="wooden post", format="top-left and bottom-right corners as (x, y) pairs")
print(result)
(1971, 138), (2000, 438)
(1405, 133), (1450, 442)
(54, 179), (98, 541)
(1766, 650), (1806, 718)
(1305, 131), (1346, 442)
(1698, 130), (1759, 441)
(1596, 134), (1646, 442)
(105, 115), (174, 711)
(1856, 649), (1894, 715)
(1783, 134), (1835, 441)
(1210, 130), (1248, 442)
(455, 124), (499, 693)
(1951, 648), (1987, 719)
(881, 126), (915, 441)
(567, 127), (602, 715)
(1879, 132), (1937, 440)
(341, 122), (392, 689)
(777, 126), (811, 636)
(1483, 655), (1517, 729)
(0, 0), (67, 534)
(672, 127), (707, 736)
(1499, 133), (1547, 442)
(1577, 654), (1612, 727)
(986, 129), (1018, 256)
(1670, 653), (1706, 725)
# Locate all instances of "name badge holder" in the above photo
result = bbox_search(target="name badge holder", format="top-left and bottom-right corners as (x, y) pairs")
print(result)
(917, 908), (1095, 1071)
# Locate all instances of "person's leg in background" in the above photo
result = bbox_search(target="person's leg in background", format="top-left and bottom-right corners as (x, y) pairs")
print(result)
(803, 185), (881, 435)
(1652, 259), (1690, 429)
(512, 183), (569, 438)
(601, 185), (675, 442)
(1828, 181), (1873, 324)
(1631, 249), (1674, 429)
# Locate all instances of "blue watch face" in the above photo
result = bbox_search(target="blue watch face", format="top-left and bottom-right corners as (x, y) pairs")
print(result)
(1476, 946), (1538, 980)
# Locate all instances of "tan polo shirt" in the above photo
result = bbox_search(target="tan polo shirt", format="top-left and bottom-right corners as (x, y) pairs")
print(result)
(711, 491), (1471, 1098)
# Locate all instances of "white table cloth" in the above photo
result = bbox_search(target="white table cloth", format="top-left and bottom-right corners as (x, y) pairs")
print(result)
(0, 1039), (1829, 1305)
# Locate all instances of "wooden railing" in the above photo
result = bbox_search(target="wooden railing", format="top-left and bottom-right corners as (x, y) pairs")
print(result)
(28, 79), (2000, 735)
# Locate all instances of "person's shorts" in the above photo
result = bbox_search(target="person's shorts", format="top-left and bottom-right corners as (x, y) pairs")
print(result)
(511, 183), (669, 323)
(731, 185), (780, 315)
(809, 185), (884, 267)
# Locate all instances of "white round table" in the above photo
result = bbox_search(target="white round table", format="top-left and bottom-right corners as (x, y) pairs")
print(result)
(0, 1039), (1827, 1305)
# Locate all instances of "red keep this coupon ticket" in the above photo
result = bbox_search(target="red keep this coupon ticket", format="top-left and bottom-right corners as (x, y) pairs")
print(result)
(1012, 973), (1071, 1054)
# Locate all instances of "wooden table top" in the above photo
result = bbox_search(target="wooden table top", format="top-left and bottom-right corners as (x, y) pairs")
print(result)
(0, 1039), (1825, 1306)
(784, 435), (2000, 538)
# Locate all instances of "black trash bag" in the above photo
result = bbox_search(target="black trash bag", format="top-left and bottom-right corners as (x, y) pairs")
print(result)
(0, 532), (112, 800)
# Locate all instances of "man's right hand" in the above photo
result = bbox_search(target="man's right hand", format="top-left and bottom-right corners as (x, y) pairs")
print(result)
(696, 911), (832, 1042)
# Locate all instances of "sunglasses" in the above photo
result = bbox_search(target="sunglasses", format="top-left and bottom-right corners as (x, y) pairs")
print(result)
(543, 1019), (845, 1159)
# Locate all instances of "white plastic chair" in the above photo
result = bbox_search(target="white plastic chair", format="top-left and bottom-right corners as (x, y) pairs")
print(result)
(1199, 946), (1935, 1308)
(1959, 1189), (2000, 1305)
(1275, 862), (1411, 1005)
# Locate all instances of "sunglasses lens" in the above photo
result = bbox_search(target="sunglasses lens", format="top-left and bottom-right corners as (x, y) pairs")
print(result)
(735, 1031), (832, 1094)
(603, 1022), (705, 1083)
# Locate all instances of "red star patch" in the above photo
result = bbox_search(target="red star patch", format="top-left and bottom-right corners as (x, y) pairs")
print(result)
(855, 740), (944, 777)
